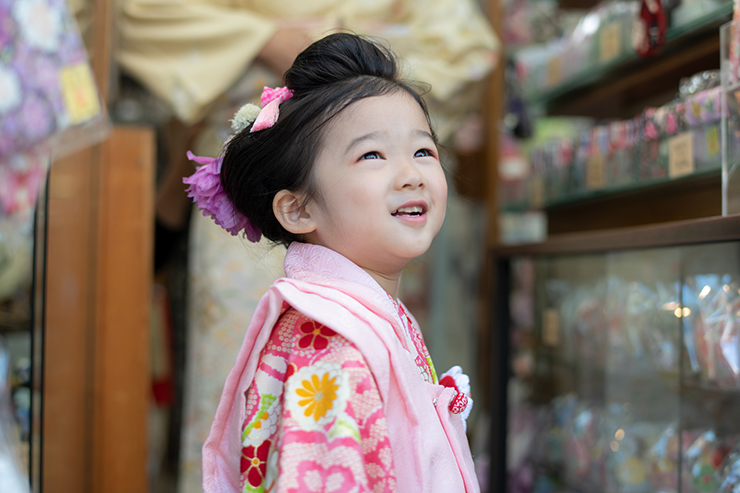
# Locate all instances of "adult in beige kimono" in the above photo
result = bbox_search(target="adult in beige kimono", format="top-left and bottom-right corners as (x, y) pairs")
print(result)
(116, 2), (498, 491)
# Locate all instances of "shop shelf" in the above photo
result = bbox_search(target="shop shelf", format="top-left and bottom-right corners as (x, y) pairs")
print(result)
(523, 4), (732, 118)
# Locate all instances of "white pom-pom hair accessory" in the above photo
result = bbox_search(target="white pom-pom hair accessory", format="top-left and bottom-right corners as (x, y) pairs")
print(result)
(230, 103), (261, 133)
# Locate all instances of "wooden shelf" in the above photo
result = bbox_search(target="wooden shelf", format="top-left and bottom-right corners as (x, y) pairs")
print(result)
(546, 170), (722, 234)
(530, 7), (730, 119)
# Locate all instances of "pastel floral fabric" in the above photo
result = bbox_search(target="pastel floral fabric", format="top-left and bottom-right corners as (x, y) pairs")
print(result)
(240, 307), (397, 493)
(0, 0), (88, 159)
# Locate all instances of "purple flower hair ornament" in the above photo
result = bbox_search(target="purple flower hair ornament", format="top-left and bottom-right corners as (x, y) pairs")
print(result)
(182, 86), (294, 242)
(182, 151), (261, 242)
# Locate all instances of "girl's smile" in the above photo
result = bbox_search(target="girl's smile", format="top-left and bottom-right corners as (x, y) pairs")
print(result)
(300, 91), (448, 294)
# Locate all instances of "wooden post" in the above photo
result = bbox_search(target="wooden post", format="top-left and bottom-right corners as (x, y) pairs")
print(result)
(43, 0), (153, 491)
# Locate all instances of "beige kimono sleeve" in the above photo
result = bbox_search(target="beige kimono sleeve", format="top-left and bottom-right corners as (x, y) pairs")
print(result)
(116, 0), (276, 123)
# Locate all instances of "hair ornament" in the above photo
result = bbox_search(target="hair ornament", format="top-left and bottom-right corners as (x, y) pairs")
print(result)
(183, 151), (261, 242)
(250, 86), (294, 133)
(230, 103), (261, 133)
(260, 86), (293, 107)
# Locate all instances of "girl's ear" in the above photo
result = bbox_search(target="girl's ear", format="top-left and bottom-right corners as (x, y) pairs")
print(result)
(273, 190), (317, 235)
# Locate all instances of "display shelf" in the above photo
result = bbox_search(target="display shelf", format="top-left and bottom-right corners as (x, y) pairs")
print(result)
(489, 215), (740, 493)
(546, 170), (722, 234)
(526, 5), (730, 119)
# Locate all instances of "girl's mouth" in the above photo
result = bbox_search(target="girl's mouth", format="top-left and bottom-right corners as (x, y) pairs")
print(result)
(392, 205), (425, 217)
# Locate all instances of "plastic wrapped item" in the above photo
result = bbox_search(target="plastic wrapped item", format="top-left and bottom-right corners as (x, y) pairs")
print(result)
(606, 120), (637, 188)
(603, 416), (666, 493)
(682, 87), (723, 172)
(717, 444), (740, 493)
(683, 430), (731, 493)
(648, 424), (681, 493)
(610, 280), (680, 370)
(536, 394), (580, 470)
(637, 101), (687, 181)
(563, 404), (604, 487)
(0, 0), (109, 164)
(0, 336), (31, 493)
(683, 275), (740, 389)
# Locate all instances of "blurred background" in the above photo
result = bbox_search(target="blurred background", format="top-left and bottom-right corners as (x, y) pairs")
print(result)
(3, 0), (740, 491)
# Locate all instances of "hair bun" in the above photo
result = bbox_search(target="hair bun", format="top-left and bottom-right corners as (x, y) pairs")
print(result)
(285, 33), (398, 94)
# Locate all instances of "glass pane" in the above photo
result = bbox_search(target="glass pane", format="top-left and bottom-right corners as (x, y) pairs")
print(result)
(680, 242), (740, 493)
(603, 248), (682, 493)
(507, 255), (608, 492)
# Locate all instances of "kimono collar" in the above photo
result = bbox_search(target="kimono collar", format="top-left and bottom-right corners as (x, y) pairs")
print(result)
(283, 242), (401, 326)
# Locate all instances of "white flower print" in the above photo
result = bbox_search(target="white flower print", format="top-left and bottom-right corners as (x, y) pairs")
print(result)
(13, 0), (62, 52)
(0, 66), (22, 114)
(242, 370), (284, 447)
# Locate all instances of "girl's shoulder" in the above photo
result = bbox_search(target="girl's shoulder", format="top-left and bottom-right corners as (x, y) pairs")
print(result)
(263, 305), (364, 365)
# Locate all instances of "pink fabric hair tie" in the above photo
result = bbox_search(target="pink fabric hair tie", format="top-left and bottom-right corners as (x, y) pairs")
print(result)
(182, 151), (261, 242)
(251, 86), (294, 133)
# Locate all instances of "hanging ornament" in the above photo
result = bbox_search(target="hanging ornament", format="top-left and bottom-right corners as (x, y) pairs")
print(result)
(632, 0), (667, 58)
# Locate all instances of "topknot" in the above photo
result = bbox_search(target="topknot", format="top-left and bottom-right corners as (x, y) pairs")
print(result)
(284, 33), (399, 95)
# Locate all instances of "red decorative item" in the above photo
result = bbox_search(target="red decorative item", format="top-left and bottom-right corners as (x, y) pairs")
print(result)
(439, 375), (469, 414)
(633, 0), (667, 57)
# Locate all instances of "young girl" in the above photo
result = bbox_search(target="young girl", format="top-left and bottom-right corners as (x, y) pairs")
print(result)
(185, 33), (478, 493)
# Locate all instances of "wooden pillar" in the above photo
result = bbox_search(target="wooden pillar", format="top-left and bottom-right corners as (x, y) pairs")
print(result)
(485, 0), (505, 246)
(44, 126), (154, 493)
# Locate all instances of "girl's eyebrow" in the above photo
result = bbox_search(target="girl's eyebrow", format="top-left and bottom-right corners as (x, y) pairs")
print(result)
(345, 131), (381, 154)
(345, 128), (435, 154)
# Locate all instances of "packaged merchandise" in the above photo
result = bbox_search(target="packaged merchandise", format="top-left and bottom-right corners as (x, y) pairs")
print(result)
(683, 430), (731, 493)
(717, 444), (740, 493)
(563, 404), (604, 487)
(602, 417), (666, 493)
(682, 86), (723, 172)
(683, 275), (740, 389)
(648, 424), (681, 493)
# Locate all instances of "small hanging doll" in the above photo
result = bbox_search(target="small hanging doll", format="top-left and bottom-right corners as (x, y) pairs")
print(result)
(632, 0), (667, 58)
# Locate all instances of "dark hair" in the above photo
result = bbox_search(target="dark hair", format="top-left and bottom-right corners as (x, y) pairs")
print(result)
(220, 32), (436, 248)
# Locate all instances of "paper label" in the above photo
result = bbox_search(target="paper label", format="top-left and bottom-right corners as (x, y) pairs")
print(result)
(600, 23), (622, 63)
(587, 153), (606, 190)
(547, 56), (562, 87)
(60, 62), (101, 124)
(542, 309), (560, 346)
(668, 132), (694, 178)
(706, 126), (720, 157)
(531, 175), (545, 209)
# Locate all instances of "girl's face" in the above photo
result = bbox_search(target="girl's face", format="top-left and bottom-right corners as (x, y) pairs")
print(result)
(304, 91), (448, 282)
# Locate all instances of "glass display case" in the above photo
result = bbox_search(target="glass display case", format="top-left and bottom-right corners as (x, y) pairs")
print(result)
(488, 215), (740, 493)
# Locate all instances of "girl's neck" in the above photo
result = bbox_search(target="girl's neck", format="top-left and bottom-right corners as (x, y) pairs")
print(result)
(362, 268), (401, 299)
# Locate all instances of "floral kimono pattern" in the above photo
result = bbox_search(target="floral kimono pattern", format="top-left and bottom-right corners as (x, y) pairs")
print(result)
(239, 302), (437, 493)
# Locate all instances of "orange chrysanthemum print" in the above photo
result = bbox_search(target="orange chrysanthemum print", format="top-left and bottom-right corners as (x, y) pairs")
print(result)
(296, 372), (339, 421)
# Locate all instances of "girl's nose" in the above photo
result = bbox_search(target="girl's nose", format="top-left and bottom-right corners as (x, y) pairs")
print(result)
(396, 161), (424, 190)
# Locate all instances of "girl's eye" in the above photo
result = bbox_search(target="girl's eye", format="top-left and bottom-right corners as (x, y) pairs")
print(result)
(360, 151), (381, 160)
(415, 148), (434, 158)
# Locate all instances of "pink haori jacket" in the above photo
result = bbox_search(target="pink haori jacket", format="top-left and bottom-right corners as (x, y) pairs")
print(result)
(202, 242), (480, 492)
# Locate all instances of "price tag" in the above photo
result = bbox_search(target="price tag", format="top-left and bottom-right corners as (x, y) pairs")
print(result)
(547, 56), (562, 87)
(706, 126), (720, 157)
(668, 132), (694, 178)
(531, 175), (545, 209)
(542, 309), (560, 346)
(60, 62), (101, 124)
(587, 153), (606, 190)
(600, 23), (621, 63)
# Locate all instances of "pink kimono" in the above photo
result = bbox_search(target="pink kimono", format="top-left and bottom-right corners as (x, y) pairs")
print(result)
(202, 242), (479, 492)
